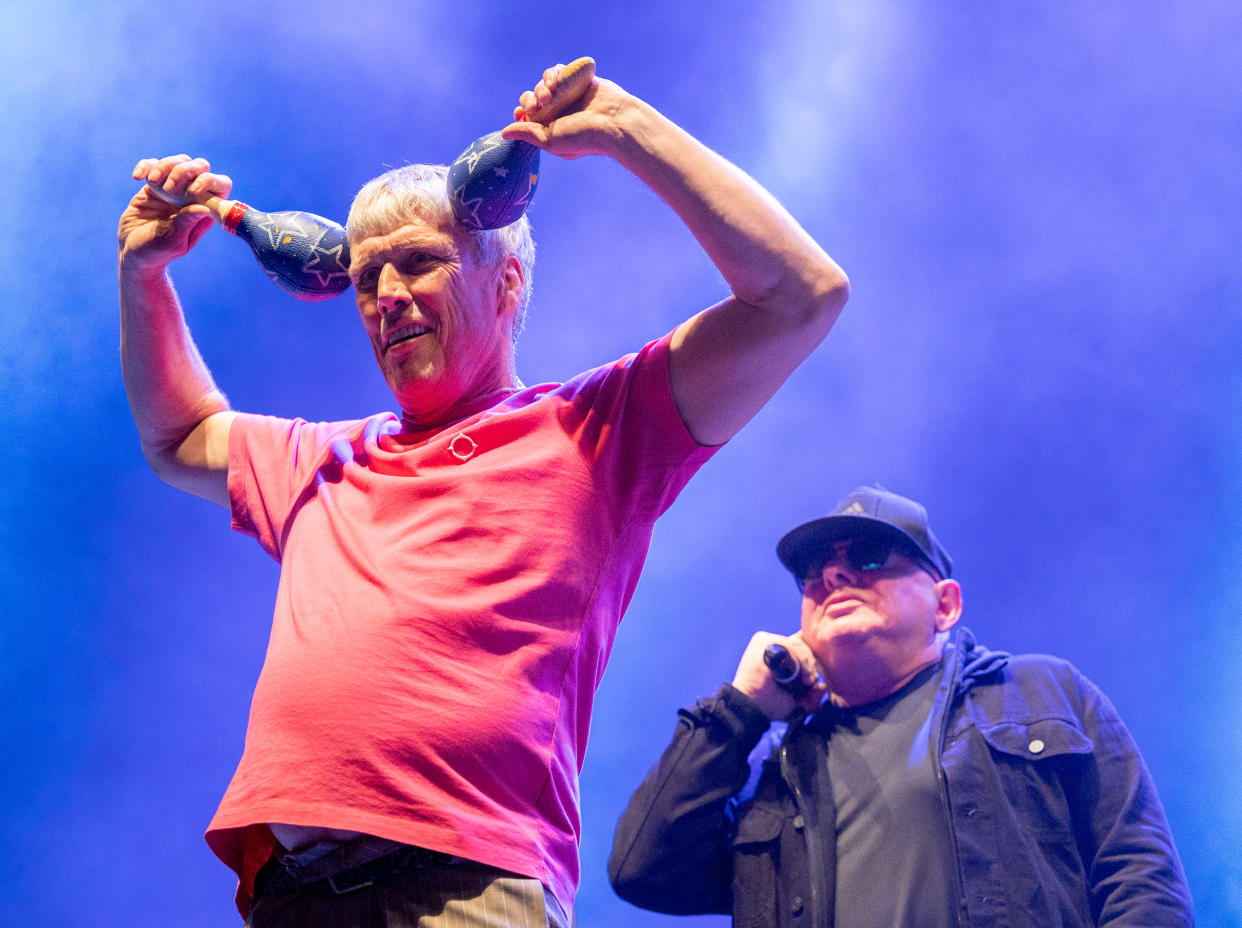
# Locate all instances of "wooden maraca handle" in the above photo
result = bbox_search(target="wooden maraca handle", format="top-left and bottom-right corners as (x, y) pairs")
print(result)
(143, 180), (237, 227)
(140, 176), (351, 299)
(521, 57), (596, 125)
(143, 180), (260, 236)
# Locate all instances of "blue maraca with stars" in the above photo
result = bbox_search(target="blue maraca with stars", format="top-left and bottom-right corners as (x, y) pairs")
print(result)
(222, 202), (351, 301)
(449, 57), (596, 230)
(145, 59), (596, 298)
(143, 183), (352, 302)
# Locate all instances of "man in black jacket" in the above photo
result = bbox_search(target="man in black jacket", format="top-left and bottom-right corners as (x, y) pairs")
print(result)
(609, 486), (1193, 927)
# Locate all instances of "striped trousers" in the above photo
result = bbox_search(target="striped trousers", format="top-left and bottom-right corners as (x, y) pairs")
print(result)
(246, 850), (572, 928)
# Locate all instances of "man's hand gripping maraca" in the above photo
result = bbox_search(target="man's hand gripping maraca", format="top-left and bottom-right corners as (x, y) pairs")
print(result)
(121, 156), (351, 301)
(119, 155), (233, 273)
(120, 61), (602, 297)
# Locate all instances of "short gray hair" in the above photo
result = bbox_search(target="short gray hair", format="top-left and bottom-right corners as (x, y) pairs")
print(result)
(346, 164), (536, 339)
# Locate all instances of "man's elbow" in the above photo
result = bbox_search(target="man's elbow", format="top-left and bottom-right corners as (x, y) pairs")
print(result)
(762, 261), (848, 345)
(760, 258), (850, 333)
(136, 408), (232, 503)
(135, 425), (177, 471)
(141, 438), (199, 490)
(606, 855), (643, 906)
(610, 858), (729, 917)
(608, 853), (686, 915)
(607, 824), (669, 911)
(807, 260), (850, 325)
(608, 826), (726, 916)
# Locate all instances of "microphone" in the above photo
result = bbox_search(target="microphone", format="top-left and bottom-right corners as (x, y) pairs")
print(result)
(762, 643), (809, 696)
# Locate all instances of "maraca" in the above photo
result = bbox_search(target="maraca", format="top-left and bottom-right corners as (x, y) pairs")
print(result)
(143, 182), (352, 302)
(449, 57), (597, 230)
(139, 60), (596, 296)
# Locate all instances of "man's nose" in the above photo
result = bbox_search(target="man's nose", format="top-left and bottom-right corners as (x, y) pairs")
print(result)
(376, 264), (410, 315)
(817, 555), (855, 588)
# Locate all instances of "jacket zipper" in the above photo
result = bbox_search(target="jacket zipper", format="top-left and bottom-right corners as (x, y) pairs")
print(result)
(931, 642), (970, 928)
(782, 735), (827, 928)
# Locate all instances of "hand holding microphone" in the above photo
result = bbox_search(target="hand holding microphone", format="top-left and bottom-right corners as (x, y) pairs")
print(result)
(763, 642), (811, 696)
(733, 632), (825, 720)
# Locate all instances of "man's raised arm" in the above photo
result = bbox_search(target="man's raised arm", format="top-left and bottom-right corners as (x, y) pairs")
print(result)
(118, 154), (236, 507)
(503, 65), (850, 446)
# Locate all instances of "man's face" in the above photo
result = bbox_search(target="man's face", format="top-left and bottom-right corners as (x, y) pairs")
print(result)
(349, 215), (516, 421)
(798, 535), (949, 669)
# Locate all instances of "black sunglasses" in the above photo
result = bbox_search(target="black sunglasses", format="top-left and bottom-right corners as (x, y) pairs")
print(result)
(798, 535), (937, 591)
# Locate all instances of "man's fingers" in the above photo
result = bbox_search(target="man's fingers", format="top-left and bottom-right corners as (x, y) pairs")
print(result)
(182, 209), (216, 248)
(133, 154), (206, 187)
(187, 170), (232, 200)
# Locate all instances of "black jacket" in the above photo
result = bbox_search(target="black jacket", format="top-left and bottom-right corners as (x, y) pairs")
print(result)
(609, 628), (1193, 927)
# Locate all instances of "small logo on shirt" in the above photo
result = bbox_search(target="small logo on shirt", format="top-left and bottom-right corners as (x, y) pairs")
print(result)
(449, 433), (478, 462)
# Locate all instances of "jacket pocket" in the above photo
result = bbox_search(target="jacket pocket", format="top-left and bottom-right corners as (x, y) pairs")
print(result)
(974, 716), (1094, 761)
(731, 806), (785, 928)
(966, 715), (1095, 848)
(732, 805), (785, 846)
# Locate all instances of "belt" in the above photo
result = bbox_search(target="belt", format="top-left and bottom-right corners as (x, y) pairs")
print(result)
(255, 843), (463, 897)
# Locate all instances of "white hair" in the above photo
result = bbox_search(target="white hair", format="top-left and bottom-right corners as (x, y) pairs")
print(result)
(346, 164), (536, 340)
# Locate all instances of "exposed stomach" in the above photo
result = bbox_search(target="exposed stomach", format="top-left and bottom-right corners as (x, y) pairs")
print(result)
(269, 822), (365, 853)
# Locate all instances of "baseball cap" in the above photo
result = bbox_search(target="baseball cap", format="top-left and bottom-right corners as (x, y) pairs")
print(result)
(776, 485), (952, 582)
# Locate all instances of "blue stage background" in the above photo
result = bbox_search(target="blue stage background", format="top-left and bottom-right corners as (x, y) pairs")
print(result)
(2, 1), (1239, 924)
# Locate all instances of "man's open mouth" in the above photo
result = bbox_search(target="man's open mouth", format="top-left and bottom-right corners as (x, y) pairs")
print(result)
(384, 322), (433, 350)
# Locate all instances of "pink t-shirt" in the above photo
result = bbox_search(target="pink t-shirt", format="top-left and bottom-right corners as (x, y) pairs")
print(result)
(206, 333), (717, 915)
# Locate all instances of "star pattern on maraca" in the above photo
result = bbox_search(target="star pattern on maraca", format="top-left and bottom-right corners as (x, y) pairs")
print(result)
(451, 186), (487, 230)
(511, 174), (536, 210)
(303, 231), (351, 288)
(249, 211), (309, 251)
(456, 134), (504, 175)
(235, 207), (351, 298)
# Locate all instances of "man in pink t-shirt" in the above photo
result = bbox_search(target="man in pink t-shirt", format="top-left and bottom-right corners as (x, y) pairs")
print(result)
(118, 61), (850, 927)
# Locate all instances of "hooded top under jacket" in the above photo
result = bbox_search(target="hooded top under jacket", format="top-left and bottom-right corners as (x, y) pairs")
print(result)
(609, 627), (1194, 928)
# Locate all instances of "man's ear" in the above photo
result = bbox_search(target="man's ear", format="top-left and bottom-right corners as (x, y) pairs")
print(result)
(495, 255), (524, 318)
(933, 579), (963, 633)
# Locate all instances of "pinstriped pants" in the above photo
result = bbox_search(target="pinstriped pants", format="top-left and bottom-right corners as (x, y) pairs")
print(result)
(246, 856), (572, 928)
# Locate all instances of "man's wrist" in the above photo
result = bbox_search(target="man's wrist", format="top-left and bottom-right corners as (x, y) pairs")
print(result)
(118, 251), (171, 285)
(717, 683), (779, 734)
(605, 94), (668, 172)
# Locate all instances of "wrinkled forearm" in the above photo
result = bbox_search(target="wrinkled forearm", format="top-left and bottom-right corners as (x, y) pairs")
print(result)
(605, 94), (848, 325)
(118, 259), (230, 472)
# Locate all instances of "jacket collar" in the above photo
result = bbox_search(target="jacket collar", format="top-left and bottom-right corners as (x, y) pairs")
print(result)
(947, 626), (1009, 689)
(801, 627), (1008, 735)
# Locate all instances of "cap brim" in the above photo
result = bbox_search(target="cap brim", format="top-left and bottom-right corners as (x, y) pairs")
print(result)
(776, 515), (930, 578)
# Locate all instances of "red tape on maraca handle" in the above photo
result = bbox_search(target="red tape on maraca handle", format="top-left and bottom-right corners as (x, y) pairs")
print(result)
(221, 201), (249, 235)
